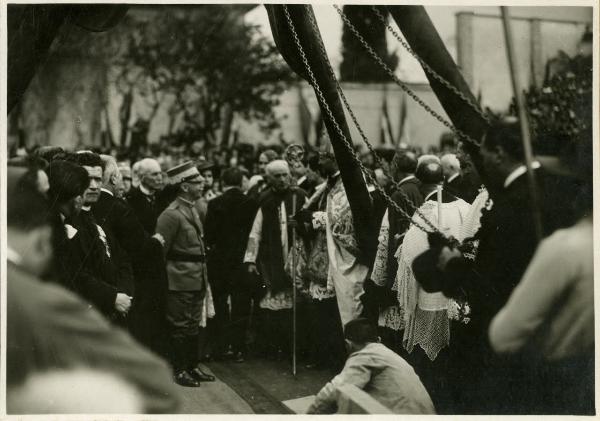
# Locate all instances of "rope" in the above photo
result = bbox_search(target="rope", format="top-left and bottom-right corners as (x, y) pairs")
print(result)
(282, 5), (445, 237)
(333, 4), (482, 149)
(371, 6), (491, 125)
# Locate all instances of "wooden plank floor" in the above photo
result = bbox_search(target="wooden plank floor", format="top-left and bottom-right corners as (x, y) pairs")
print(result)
(177, 358), (337, 414)
(176, 364), (254, 414)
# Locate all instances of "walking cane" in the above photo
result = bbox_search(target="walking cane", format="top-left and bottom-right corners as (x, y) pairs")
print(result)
(285, 143), (304, 378)
(437, 184), (443, 231)
(291, 190), (297, 378)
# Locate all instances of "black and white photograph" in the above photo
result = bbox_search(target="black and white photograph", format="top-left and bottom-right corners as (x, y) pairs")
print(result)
(3, 1), (597, 416)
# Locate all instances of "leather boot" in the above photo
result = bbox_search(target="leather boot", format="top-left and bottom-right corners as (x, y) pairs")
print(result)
(187, 335), (215, 382)
(173, 338), (200, 387)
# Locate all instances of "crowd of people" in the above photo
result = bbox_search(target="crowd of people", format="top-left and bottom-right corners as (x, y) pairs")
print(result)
(6, 116), (594, 414)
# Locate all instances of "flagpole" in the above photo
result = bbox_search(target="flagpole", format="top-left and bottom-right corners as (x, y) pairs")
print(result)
(501, 6), (543, 242)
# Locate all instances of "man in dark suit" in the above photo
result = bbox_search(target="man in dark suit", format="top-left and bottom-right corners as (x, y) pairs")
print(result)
(65, 152), (134, 324)
(126, 158), (169, 234)
(7, 168), (179, 414)
(93, 154), (170, 357)
(204, 167), (258, 362)
(362, 151), (424, 351)
(382, 151), (423, 288)
(414, 120), (578, 414)
(441, 153), (478, 203)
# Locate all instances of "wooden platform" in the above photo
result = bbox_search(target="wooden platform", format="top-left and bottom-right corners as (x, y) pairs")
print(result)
(176, 364), (253, 414)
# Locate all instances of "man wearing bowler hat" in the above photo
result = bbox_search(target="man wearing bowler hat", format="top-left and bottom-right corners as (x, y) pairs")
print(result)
(156, 161), (214, 387)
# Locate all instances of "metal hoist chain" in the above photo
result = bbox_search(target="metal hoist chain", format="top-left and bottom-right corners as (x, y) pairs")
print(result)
(304, 6), (441, 227)
(333, 4), (482, 149)
(370, 6), (491, 125)
(282, 5), (444, 236)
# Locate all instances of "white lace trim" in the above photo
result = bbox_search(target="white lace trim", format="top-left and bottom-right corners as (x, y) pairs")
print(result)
(378, 305), (405, 331)
(403, 308), (450, 361)
(372, 211), (390, 287)
(309, 282), (336, 300)
(259, 290), (293, 310)
(392, 199), (471, 361)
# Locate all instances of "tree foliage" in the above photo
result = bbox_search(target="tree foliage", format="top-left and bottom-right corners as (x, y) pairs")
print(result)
(511, 49), (592, 156)
(339, 6), (398, 83)
(116, 5), (294, 147)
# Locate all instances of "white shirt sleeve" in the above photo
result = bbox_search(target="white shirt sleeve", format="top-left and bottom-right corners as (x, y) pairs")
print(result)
(488, 233), (573, 354)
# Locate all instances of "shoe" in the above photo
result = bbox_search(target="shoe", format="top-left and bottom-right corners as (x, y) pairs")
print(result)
(234, 352), (245, 363)
(189, 367), (216, 382)
(174, 370), (200, 387)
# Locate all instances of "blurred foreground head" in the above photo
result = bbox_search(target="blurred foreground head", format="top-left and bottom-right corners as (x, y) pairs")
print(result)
(7, 156), (50, 195)
(7, 168), (53, 277)
(8, 369), (142, 414)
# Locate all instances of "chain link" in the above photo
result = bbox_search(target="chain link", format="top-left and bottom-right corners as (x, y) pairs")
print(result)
(304, 6), (441, 230)
(370, 6), (491, 125)
(282, 5), (443, 236)
(333, 5), (482, 149)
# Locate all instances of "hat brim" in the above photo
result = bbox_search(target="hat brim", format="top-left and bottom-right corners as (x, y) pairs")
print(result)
(197, 164), (215, 172)
(181, 174), (204, 183)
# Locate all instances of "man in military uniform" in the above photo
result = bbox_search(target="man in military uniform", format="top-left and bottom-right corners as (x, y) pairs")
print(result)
(156, 161), (213, 387)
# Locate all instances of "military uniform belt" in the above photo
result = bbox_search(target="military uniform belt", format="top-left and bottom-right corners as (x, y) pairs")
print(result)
(167, 251), (206, 263)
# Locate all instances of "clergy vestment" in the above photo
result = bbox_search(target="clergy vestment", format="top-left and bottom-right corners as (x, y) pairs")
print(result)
(324, 178), (368, 326)
(244, 186), (307, 309)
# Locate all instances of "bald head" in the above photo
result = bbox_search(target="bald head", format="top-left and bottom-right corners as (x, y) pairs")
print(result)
(417, 154), (441, 169)
(416, 161), (444, 185)
(137, 158), (161, 176)
(440, 154), (460, 179)
(265, 160), (290, 175)
(265, 160), (291, 192)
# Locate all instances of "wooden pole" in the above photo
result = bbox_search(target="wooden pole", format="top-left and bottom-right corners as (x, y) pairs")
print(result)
(500, 6), (543, 242)
(266, 5), (375, 262)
